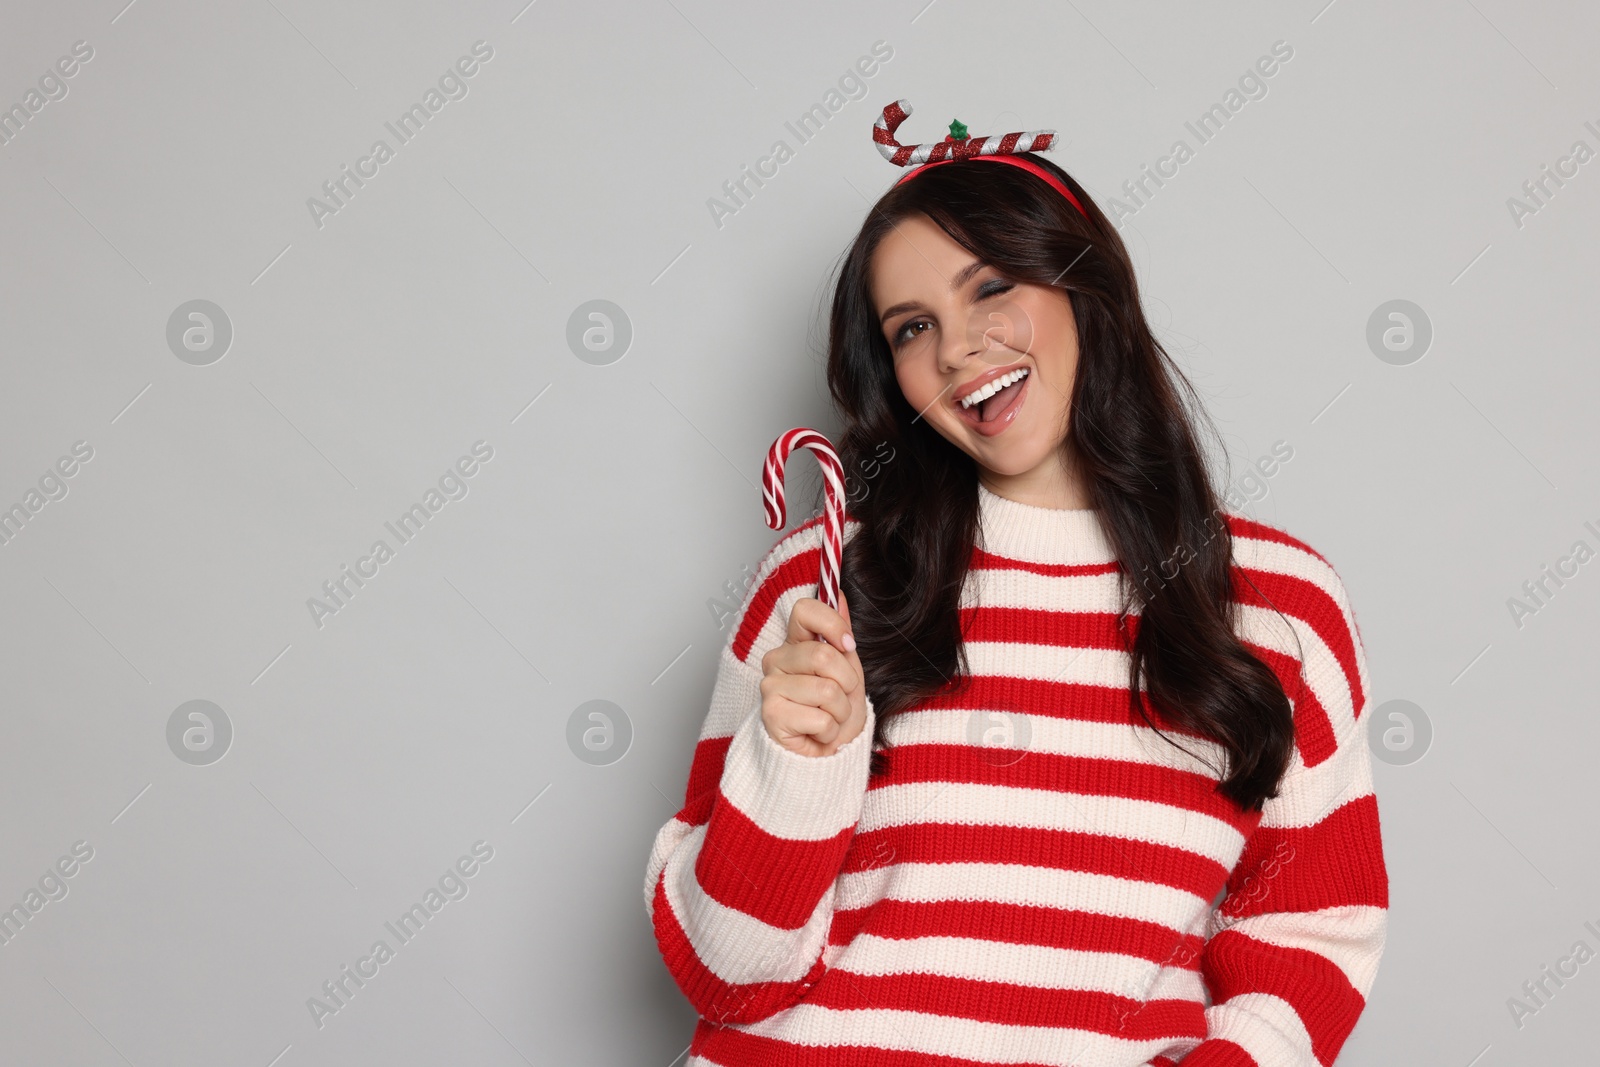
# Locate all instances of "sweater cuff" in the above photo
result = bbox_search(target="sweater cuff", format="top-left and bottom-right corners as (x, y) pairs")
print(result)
(720, 696), (877, 840)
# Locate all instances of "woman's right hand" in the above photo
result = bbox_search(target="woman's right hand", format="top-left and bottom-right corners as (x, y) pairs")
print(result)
(759, 591), (869, 758)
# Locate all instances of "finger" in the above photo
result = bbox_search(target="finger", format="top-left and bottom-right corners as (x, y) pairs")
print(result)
(766, 644), (858, 706)
(831, 589), (864, 692)
(787, 595), (853, 655)
(768, 673), (851, 724)
(785, 597), (820, 645)
(837, 590), (858, 655)
(771, 668), (857, 716)
(770, 699), (841, 749)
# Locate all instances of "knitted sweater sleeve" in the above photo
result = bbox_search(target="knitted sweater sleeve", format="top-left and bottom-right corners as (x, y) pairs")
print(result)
(642, 521), (875, 1025)
(1180, 560), (1389, 1067)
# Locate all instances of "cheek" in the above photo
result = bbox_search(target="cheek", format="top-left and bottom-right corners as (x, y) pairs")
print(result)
(1029, 302), (1080, 377)
(892, 351), (938, 407)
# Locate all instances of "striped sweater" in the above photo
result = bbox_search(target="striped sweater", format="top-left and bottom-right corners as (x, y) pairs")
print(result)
(644, 481), (1388, 1066)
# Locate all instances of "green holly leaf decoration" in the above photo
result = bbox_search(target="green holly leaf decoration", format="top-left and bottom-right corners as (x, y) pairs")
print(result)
(948, 119), (969, 140)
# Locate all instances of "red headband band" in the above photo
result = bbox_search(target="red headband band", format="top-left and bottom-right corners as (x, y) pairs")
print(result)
(895, 154), (1089, 219)
(875, 99), (1089, 220)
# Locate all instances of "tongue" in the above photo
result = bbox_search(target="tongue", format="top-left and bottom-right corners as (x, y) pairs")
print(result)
(979, 380), (1014, 422)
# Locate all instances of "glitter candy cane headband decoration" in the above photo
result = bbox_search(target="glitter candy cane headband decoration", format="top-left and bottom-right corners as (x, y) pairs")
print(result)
(873, 99), (1089, 218)
(762, 428), (847, 617)
(873, 98), (1055, 165)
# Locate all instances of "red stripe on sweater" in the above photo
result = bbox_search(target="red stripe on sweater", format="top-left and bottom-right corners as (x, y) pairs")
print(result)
(1232, 565), (1365, 725)
(862, 742), (1258, 839)
(958, 605), (1133, 653)
(1228, 514), (1333, 570)
(839, 817), (1231, 900)
(1219, 794), (1389, 915)
(955, 601), (1343, 768)
(732, 550), (819, 659)
(796, 968), (1202, 1041)
(1201, 925), (1368, 1065)
(971, 545), (1120, 578)
(731, 519), (827, 662)
(906, 674), (1219, 745)
(830, 895), (1209, 972)
(691, 986), (1207, 1066)
(682, 735), (732, 813)
(1240, 640), (1338, 769)
(650, 871), (827, 1025)
(693, 1022), (1120, 1067)
(697, 793), (858, 930)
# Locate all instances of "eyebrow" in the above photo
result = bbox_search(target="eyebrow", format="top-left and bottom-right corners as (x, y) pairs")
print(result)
(878, 259), (990, 325)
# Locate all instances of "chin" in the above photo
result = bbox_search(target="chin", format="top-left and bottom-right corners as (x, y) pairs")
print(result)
(949, 427), (1052, 475)
(974, 446), (1053, 477)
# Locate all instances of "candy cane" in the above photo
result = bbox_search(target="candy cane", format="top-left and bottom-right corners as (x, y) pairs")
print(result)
(762, 427), (846, 615)
(873, 98), (1055, 167)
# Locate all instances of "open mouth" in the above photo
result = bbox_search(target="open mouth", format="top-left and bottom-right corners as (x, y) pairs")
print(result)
(956, 366), (1030, 434)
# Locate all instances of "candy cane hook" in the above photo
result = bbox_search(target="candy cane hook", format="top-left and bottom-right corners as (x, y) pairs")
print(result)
(762, 427), (847, 615)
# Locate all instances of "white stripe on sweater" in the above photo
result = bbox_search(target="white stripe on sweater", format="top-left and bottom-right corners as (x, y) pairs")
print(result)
(1211, 904), (1388, 997)
(718, 700), (876, 840)
(852, 778), (1244, 862)
(1201, 991), (1318, 1066)
(878, 706), (1231, 778)
(835, 858), (1221, 923)
(729, 1001), (1182, 1066)
(831, 931), (1198, 995)
(656, 820), (836, 984)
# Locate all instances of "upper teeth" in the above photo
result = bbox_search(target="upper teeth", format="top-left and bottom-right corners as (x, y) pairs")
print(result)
(960, 368), (1029, 409)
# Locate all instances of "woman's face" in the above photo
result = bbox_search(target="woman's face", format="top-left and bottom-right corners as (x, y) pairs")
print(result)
(869, 213), (1079, 483)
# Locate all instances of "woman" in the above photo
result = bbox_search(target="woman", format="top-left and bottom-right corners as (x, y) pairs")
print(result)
(645, 103), (1388, 1067)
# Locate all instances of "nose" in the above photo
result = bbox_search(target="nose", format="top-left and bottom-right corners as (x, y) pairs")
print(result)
(937, 318), (982, 374)
(965, 303), (1033, 368)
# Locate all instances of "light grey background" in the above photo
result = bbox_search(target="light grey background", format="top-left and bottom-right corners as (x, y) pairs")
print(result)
(1, 0), (1596, 1063)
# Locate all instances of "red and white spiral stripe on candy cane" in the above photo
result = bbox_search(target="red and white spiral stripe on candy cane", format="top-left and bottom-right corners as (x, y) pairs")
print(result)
(762, 427), (847, 616)
(873, 98), (1055, 166)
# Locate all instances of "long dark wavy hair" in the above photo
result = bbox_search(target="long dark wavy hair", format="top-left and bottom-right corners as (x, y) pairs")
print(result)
(825, 153), (1298, 813)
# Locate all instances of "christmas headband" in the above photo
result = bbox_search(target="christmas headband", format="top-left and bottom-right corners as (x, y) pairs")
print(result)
(873, 99), (1088, 220)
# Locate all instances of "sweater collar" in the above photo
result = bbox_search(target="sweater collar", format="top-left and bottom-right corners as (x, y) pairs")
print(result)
(976, 480), (1115, 566)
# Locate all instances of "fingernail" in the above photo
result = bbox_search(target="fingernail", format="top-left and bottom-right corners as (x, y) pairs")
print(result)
(842, 632), (856, 652)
